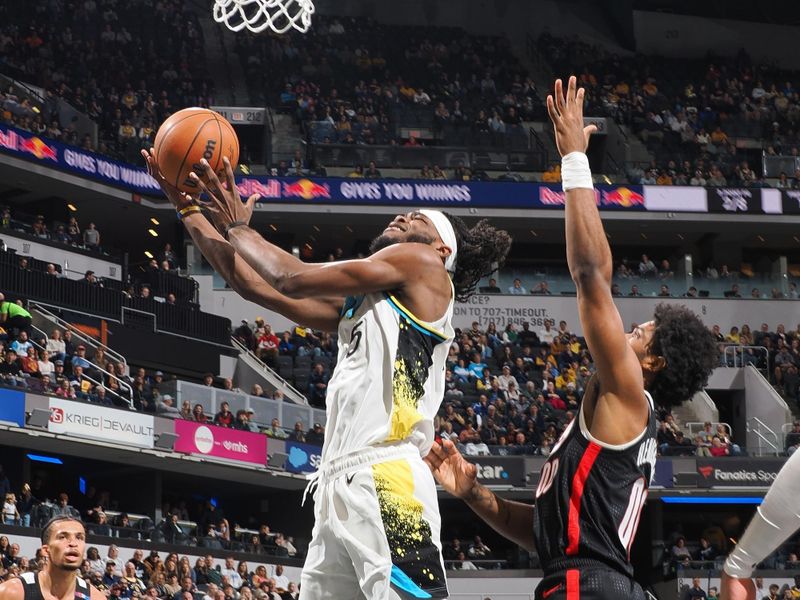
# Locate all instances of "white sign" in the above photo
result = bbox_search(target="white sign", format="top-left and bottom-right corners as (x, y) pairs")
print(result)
(209, 106), (265, 125)
(48, 398), (154, 448)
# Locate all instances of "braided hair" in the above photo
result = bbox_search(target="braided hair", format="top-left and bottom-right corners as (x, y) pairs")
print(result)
(444, 213), (512, 302)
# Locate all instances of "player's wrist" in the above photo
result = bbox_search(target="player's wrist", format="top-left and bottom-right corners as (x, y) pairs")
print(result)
(561, 151), (593, 191)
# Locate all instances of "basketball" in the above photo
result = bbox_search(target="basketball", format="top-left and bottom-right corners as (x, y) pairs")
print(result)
(153, 107), (240, 193)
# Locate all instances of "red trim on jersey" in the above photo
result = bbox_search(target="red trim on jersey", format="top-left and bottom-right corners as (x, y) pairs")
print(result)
(566, 569), (580, 600)
(566, 441), (601, 555)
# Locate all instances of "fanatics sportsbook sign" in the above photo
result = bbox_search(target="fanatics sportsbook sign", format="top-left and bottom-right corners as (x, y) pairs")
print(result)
(47, 398), (155, 448)
(696, 458), (783, 488)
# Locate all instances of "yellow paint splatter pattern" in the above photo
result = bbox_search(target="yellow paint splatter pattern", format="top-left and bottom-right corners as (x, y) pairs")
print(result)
(386, 318), (430, 442)
(372, 460), (447, 597)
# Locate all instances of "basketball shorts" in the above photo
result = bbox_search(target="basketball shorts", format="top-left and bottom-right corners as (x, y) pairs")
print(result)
(299, 443), (448, 600)
(535, 560), (646, 600)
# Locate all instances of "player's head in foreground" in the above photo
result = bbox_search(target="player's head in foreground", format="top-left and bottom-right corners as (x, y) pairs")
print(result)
(626, 303), (718, 407)
(40, 516), (86, 571)
(369, 210), (512, 302)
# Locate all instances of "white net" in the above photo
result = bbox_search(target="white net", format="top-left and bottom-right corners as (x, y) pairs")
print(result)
(213, 0), (315, 34)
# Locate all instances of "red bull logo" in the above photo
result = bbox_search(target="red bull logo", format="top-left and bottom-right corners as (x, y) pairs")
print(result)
(18, 135), (58, 161)
(602, 187), (644, 207)
(283, 178), (331, 200)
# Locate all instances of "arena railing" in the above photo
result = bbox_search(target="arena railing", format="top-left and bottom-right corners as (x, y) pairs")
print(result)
(159, 379), (326, 431)
(0, 260), (231, 345)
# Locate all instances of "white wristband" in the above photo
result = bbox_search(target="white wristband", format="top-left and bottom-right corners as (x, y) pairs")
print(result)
(561, 152), (594, 191)
(723, 448), (800, 578)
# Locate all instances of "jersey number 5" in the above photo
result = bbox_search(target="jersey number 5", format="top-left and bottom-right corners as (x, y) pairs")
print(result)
(346, 320), (364, 358)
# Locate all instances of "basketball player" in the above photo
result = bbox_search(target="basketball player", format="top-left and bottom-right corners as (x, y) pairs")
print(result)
(141, 149), (511, 599)
(425, 76), (718, 600)
(720, 448), (800, 600)
(0, 516), (104, 600)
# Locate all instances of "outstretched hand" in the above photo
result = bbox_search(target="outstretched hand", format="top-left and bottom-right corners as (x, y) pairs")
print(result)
(719, 572), (756, 600)
(546, 76), (597, 157)
(141, 148), (197, 211)
(188, 157), (259, 235)
(424, 439), (478, 500)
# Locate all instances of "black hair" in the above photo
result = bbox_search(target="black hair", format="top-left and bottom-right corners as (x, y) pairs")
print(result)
(41, 515), (84, 544)
(443, 213), (512, 302)
(647, 303), (718, 407)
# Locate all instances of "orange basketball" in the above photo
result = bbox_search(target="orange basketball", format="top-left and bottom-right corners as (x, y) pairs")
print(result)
(153, 107), (240, 193)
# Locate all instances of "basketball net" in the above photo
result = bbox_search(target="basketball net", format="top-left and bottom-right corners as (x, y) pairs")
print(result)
(213, 0), (314, 34)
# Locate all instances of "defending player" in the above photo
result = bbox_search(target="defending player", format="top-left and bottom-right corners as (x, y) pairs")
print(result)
(142, 148), (511, 599)
(0, 516), (105, 600)
(424, 76), (718, 600)
(720, 448), (800, 600)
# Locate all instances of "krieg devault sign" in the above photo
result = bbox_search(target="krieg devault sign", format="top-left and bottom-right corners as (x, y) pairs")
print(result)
(47, 397), (154, 448)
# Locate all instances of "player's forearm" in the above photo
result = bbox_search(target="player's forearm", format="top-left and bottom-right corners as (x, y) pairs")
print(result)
(565, 183), (612, 287)
(183, 215), (276, 305)
(227, 226), (311, 288)
(463, 483), (536, 552)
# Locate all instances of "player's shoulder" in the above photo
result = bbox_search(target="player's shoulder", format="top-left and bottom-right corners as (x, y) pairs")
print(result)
(0, 575), (26, 600)
(370, 241), (442, 269)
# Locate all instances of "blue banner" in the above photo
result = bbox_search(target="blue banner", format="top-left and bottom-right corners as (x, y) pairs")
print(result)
(0, 388), (25, 426)
(653, 459), (674, 489)
(237, 176), (646, 211)
(0, 123), (646, 210)
(285, 441), (322, 474)
(0, 124), (161, 195)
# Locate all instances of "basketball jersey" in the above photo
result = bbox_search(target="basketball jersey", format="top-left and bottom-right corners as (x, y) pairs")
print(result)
(532, 377), (658, 577)
(20, 571), (91, 600)
(321, 286), (455, 461)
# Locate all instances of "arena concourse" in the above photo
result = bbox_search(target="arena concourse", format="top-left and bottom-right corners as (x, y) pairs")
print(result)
(0, 1), (799, 599)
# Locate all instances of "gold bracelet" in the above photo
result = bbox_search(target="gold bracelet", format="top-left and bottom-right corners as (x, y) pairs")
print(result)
(178, 205), (201, 219)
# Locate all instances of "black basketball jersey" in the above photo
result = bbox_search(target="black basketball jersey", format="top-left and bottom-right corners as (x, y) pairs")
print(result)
(532, 381), (658, 577)
(20, 572), (91, 600)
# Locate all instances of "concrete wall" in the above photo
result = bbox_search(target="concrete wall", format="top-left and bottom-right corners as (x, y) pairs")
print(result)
(743, 366), (793, 455)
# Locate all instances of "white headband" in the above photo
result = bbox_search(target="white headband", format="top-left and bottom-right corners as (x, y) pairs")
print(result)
(420, 209), (458, 273)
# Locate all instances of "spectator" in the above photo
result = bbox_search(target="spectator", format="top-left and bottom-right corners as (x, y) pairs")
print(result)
(785, 421), (800, 456)
(214, 402), (234, 428)
(308, 363), (329, 406)
(507, 278), (526, 294)
(686, 577), (707, 600)
(0, 293), (32, 335)
(83, 222), (101, 250)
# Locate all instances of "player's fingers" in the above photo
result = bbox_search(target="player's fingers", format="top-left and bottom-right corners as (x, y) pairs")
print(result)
(200, 159), (225, 193)
(223, 157), (236, 193)
(442, 438), (460, 457)
(546, 95), (560, 123)
(428, 441), (448, 460)
(464, 462), (477, 479)
(566, 75), (577, 105)
(245, 193), (259, 212)
(583, 124), (598, 139)
(554, 79), (565, 112)
(188, 172), (214, 200)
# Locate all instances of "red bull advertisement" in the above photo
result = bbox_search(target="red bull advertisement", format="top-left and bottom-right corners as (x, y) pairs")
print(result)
(539, 185), (645, 209)
(5, 121), (757, 213)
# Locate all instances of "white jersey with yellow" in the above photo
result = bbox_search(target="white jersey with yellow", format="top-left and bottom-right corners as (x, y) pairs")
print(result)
(321, 285), (455, 461)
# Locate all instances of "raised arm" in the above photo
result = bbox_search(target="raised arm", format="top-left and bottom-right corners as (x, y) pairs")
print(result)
(141, 150), (341, 332)
(181, 212), (341, 331)
(547, 77), (644, 407)
(191, 158), (446, 301)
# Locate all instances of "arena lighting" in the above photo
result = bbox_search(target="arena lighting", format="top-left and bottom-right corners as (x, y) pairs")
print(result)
(79, 477), (86, 494)
(148, 229), (159, 237)
(660, 497), (763, 505)
(67, 203), (77, 212)
(26, 454), (63, 465)
(144, 251), (154, 259)
(150, 217), (160, 225)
